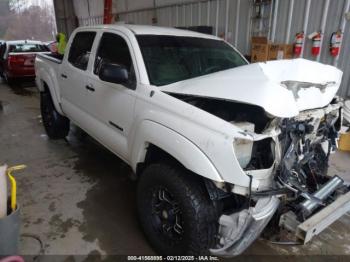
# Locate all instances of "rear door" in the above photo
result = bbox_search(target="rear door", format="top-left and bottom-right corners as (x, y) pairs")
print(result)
(60, 31), (97, 124)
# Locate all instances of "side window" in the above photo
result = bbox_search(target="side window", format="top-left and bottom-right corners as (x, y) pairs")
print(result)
(94, 33), (135, 86)
(68, 31), (96, 70)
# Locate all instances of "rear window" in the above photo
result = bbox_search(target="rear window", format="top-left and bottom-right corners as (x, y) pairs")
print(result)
(9, 44), (49, 53)
(68, 31), (96, 70)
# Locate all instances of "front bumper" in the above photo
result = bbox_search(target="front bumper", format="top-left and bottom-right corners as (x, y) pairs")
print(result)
(210, 196), (280, 256)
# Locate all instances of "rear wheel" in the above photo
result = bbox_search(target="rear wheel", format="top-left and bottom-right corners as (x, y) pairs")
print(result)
(3, 72), (14, 86)
(137, 163), (218, 255)
(40, 91), (70, 139)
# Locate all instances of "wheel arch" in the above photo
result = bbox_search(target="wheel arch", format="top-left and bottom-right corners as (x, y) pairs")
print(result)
(39, 79), (64, 115)
(130, 120), (223, 183)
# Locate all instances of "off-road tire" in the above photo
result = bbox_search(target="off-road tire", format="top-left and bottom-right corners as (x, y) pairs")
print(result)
(40, 91), (70, 139)
(137, 163), (218, 255)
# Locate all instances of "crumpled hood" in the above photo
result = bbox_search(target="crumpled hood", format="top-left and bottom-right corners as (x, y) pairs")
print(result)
(160, 58), (343, 118)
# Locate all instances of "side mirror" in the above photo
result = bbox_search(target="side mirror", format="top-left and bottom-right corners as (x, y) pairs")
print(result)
(99, 63), (129, 84)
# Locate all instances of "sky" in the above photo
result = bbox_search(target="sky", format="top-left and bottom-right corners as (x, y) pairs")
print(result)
(9, 0), (54, 12)
(26, 0), (53, 8)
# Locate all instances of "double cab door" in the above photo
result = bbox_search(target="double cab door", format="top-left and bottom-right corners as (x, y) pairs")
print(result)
(61, 30), (138, 161)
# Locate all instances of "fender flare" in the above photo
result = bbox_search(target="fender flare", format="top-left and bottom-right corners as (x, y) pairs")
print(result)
(130, 120), (223, 182)
(37, 68), (64, 115)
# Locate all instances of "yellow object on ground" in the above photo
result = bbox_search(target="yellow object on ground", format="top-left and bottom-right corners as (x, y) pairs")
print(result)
(57, 33), (67, 55)
(6, 165), (26, 212)
(339, 132), (350, 152)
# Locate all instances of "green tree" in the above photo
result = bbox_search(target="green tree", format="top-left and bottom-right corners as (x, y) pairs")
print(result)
(0, 0), (11, 38)
(8, 0), (26, 12)
(5, 4), (56, 41)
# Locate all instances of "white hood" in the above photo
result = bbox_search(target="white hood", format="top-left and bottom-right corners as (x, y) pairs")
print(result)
(160, 58), (343, 118)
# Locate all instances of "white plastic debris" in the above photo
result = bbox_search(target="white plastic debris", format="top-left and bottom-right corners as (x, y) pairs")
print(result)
(0, 165), (7, 218)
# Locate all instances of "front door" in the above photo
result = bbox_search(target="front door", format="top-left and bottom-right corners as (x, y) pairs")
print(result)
(83, 32), (138, 160)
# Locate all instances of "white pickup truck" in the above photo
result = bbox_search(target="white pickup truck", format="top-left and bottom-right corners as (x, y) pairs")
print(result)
(35, 24), (349, 256)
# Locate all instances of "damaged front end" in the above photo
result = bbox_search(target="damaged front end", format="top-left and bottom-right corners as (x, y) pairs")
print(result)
(271, 101), (350, 244)
(211, 99), (348, 256)
(163, 58), (346, 256)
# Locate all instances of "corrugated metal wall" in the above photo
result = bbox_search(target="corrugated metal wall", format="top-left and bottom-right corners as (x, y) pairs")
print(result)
(53, 0), (77, 37)
(73, 0), (105, 26)
(54, 0), (350, 98)
(116, 0), (350, 98)
(115, 0), (253, 55)
(270, 0), (350, 98)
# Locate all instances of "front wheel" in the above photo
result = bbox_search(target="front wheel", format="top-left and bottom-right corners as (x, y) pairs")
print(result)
(40, 91), (70, 139)
(137, 163), (218, 255)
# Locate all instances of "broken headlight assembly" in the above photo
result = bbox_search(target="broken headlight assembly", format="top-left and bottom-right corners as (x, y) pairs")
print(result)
(233, 137), (253, 169)
(232, 117), (279, 170)
(232, 121), (255, 169)
(233, 136), (276, 170)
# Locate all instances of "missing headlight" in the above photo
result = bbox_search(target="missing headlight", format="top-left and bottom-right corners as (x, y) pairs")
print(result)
(244, 138), (275, 170)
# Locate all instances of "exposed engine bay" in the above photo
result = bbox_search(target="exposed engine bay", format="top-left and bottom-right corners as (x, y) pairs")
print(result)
(170, 93), (349, 255)
(276, 102), (344, 218)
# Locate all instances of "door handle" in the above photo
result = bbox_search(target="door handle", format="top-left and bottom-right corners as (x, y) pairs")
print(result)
(61, 74), (67, 79)
(85, 84), (95, 92)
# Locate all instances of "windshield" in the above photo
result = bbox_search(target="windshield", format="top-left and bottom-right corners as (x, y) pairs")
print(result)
(9, 43), (49, 53)
(137, 35), (247, 86)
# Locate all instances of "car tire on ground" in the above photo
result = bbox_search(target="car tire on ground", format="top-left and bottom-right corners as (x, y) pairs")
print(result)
(137, 163), (218, 255)
(40, 90), (70, 139)
(3, 72), (14, 86)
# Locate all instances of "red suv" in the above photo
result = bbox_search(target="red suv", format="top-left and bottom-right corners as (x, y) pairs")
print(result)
(0, 40), (50, 84)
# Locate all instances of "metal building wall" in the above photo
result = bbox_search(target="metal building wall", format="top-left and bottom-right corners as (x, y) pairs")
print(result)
(73, 0), (105, 26)
(53, 0), (107, 30)
(115, 0), (252, 55)
(113, 0), (350, 98)
(53, 0), (78, 37)
(54, 0), (350, 98)
(270, 0), (350, 98)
